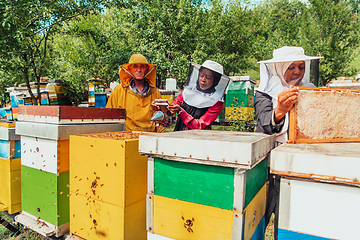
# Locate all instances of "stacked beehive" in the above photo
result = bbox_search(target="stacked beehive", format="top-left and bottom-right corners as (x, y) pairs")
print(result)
(69, 131), (149, 239)
(14, 106), (126, 238)
(0, 122), (21, 214)
(139, 130), (275, 240)
(271, 87), (360, 239)
(225, 76), (256, 121)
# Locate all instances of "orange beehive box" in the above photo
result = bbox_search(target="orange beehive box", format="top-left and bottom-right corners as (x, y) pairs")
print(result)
(288, 86), (360, 144)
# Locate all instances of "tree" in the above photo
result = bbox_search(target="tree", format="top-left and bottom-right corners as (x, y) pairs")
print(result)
(0, 0), (115, 105)
(301, 0), (360, 85)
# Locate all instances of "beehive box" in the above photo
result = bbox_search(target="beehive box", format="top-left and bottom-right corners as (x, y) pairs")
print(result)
(288, 87), (360, 143)
(15, 121), (125, 238)
(140, 130), (275, 240)
(18, 105), (126, 124)
(0, 157), (21, 214)
(270, 142), (360, 239)
(225, 106), (254, 121)
(0, 124), (21, 159)
(69, 132), (149, 240)
(20, 165), (69, 226)
(0, 123), (21, 214)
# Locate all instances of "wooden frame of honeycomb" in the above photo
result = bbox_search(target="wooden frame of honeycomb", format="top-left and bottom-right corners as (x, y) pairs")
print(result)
(288, 86), (360, 143)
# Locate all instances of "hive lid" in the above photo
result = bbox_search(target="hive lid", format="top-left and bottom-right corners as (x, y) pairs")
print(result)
(18, 105), (126, 124)
(270, 143), (360, 186)
(139, 130), (275, 168)
(16, 121), (125, 140)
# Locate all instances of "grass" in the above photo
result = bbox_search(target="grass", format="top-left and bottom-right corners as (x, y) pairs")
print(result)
(0, 212), (51, 240)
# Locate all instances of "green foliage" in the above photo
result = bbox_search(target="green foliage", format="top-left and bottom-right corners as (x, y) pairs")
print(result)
(0, 0), (110, 104)
(0, 0), (360, 99)
(59, 79), (88, 106)
(301, 0), (360, 85)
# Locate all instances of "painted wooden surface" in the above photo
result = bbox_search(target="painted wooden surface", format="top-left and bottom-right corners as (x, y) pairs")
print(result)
(15, 211), (70, 238)
(152, 156), (267, 211)
(21, 136), (69, 174)
(154, 158), (235, 210)
(278, 228), (334, 240)
(270, 143), (360, 185)
(243, 184), (266, 240)
(278, 178), (360, 240)
(139, 130), (275, 167)
(244, 158), (267, 208)
(16, 121), (125, 140)
(0, 140), (21, 159)
(250, 217), (265, 240)
(225, 107), (254, 121)
(69, 132), (148, 239)
(70, 194), (146, 240)
(148, 232), (174, 240)
(150, 189), (266, 240)
(0, 126), (19, 141)
(18, 105), (126, 124)
(21, 165), (69, 226)
(152, 195), (234, 240)
(70, 133), (147, 207)
(0, 158), (21, 214)
(0, 122), (15, 128)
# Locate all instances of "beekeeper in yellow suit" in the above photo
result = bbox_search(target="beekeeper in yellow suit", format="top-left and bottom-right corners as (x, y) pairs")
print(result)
(106, 54), (164, 132)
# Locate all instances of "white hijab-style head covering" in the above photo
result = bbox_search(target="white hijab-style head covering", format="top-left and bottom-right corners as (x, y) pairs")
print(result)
(257, 46), (323, 144)
(183, 60), (230, 108)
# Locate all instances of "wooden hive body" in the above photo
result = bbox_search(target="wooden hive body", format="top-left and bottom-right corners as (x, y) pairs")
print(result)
(0, 157), (21, 214)
(18, 105), (126, 124)
(140, 130), (275, 240)
(0, 125), (21, 214)
(288, 87), (360, 143)
(270, 142), (360, 239)
(278, 178), (360, 239)
(69, 132), (149, 240)
(15, 109), (125, 238)
(0, 126), (21, 159)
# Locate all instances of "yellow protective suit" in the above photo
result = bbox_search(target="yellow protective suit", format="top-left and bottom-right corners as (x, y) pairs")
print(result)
(106, 54), (164, 132)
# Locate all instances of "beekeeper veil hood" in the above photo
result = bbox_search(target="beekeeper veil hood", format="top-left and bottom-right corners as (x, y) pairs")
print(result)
(257, 46), (322, 100)
(256, 46), (322, 145)
(183, 60), (230, 108)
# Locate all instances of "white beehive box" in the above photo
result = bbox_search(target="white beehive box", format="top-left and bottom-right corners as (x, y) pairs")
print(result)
(270, 142), (360, 239)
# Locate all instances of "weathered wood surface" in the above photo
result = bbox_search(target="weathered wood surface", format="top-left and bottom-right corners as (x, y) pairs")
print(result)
(18, 105), (126, 124)
(140, 130), (275, 167)
(270, 142), (360, 186)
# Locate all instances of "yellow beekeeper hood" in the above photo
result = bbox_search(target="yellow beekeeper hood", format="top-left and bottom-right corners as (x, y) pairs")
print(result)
(119, 54), (157, 87)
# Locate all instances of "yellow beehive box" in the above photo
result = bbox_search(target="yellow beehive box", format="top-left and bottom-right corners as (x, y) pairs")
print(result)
(0, 157), (21, 214)
(148, 184), (266, 240)
(69, 132), (149, 240)
(225, 106), (254, 121)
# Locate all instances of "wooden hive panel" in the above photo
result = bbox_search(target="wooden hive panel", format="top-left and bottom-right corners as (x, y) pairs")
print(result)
(18, 105), (126, 124)
(0, 158), (21, 214)
(0, 140), (21, 159)
(147, 184), (266, 240)
(278, 178), (360, 239)
(21, 165), (69, 227)
(21, 136), (69, 174)
(288, 87), (360, 143)
(69, 131), (149, 240)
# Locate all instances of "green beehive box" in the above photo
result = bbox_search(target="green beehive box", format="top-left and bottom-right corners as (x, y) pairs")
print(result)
(140, 130), (276, 240)
(21, 165), (69, 226)
(227, 80), (255, 95)
(225, 93), (254, 107)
